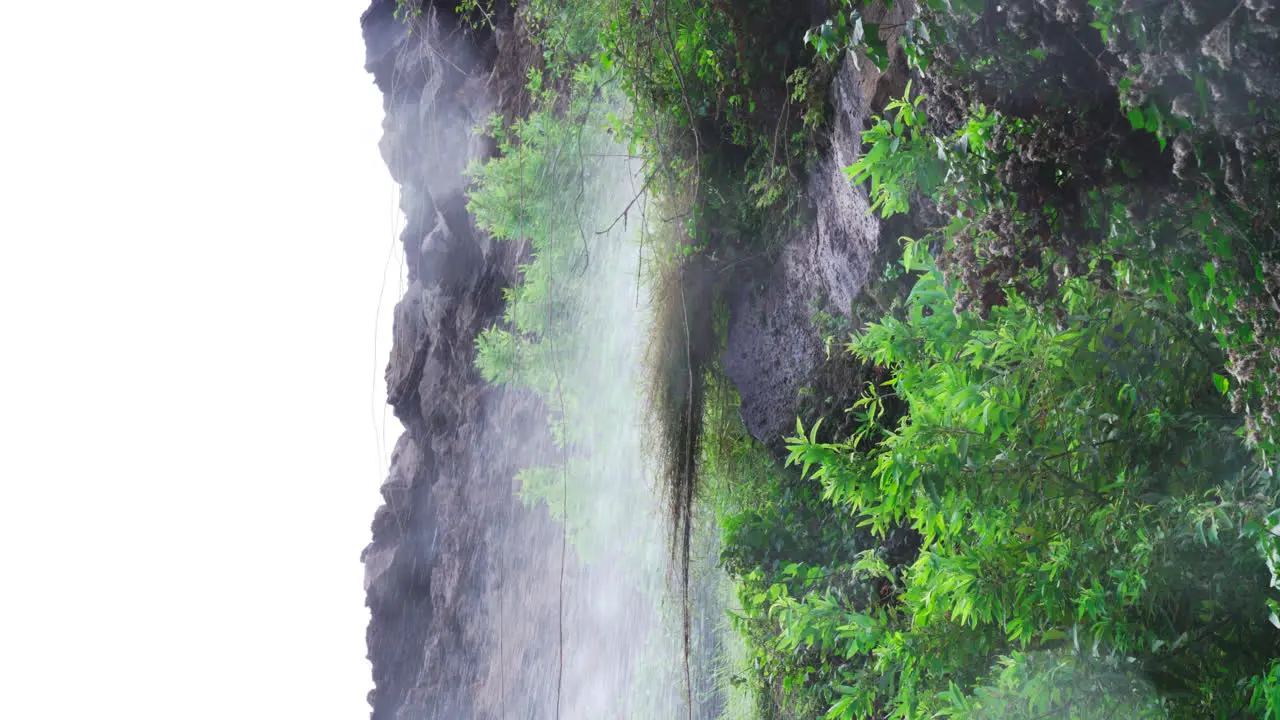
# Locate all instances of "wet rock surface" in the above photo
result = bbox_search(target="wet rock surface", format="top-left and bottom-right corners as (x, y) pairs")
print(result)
(360, 2), (563, 718)
(722, 2), (912, 445)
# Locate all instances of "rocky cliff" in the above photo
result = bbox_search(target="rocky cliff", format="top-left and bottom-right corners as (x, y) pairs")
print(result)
(721, 2), (912, 445)
(360, 2), (566, 717)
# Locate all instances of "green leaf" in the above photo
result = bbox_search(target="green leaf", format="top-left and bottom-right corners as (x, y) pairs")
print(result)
(1213, 373), (1230, 395)
(862, 24), (891, 72)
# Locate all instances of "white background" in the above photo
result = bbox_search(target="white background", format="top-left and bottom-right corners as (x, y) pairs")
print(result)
(0, 1), (401, 716)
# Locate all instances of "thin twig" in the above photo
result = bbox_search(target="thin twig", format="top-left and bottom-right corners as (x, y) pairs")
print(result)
(596, 169), (658, 236)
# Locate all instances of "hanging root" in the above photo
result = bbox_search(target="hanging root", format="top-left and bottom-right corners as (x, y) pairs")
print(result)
(644, 250), (715, 718)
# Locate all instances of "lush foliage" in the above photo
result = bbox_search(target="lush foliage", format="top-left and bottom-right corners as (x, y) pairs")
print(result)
(717, 0), (1280, 709)
(726, 242), (1280, 718)
(840, 0), (1280, 453)
(720, 8), (1280, 698)
(702, 373), (881, 719)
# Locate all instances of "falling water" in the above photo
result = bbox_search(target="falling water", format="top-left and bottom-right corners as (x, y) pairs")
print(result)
(362, 4), (732, 715)
(475, 117), (730, 718)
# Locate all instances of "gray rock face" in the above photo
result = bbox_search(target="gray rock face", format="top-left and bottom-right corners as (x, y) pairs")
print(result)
(722, 4), (912, 444)
(360, 3), (563, 718)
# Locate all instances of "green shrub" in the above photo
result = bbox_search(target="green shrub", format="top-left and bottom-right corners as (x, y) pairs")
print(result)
(776, 242), (1280, 717)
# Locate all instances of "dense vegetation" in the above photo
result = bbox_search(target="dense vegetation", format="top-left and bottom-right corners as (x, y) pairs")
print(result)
(398, 0), (1280, 716)
(709, 2), (1280, 717)
(740, 242), (1280, 717)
